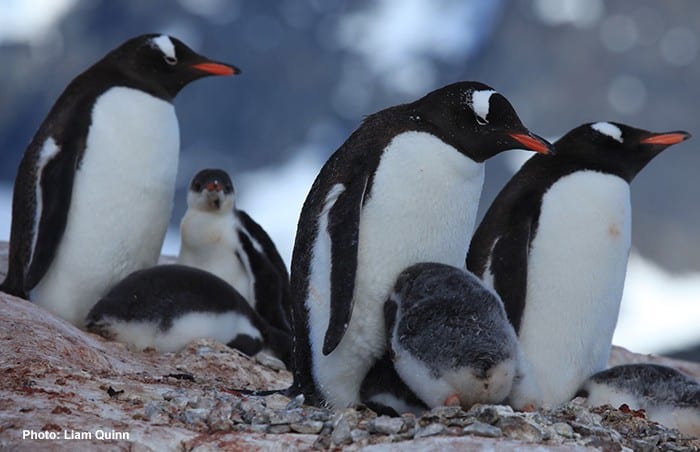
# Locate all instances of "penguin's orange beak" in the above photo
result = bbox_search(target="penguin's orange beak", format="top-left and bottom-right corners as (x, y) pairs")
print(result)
(206, 181), (222, 192)
(639, 132), (690, 146)
(509, 132), (554, 155)
(192, 61), (240, 76)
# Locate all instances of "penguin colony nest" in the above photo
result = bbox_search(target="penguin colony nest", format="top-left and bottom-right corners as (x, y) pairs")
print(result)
(1, 244), (699, 451)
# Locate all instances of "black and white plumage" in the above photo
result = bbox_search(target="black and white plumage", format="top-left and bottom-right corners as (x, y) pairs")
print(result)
(0, 34), (238, 327)
(85, 264), (291, 366)
(290, 81), (553, 408)
(178, 169), (292, 334)
(363, 263), (540, 415)
(359, 353), (428, 417)
(577, 364), (700, 436)
(467, 122), (690, 406)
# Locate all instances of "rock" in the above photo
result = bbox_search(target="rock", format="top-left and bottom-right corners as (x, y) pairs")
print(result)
(463, 421), (503, 438)
(370, 415), (405, 435)
(414, 422), (446, 438)
(289, 420), (324, 434)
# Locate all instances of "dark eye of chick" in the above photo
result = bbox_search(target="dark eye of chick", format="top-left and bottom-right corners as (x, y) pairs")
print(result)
(193, 183), (202, 191)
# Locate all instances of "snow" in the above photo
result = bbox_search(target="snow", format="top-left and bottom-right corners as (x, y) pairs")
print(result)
(0, 0), (77, 44)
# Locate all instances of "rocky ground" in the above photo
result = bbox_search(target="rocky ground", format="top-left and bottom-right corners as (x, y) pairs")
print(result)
(1, 242), (699, 451)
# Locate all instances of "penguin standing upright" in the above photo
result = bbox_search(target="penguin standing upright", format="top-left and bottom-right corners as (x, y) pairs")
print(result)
(178, 169), (292, 334)
(0, 34), (238, 327)
(290, 81), (553, 408)
(467, 122), (690, 406)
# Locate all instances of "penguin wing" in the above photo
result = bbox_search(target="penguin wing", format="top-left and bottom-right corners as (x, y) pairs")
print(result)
(322, 173), (370, 355)
(488, 214), (533, 332)
(25, 139), (82, 290)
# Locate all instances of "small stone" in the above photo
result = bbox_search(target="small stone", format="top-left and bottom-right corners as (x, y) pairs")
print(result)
(414, 423), (445, 438)
(290, 420), (324, 434)
(268, 409), (303, 425)
(350, 428), (370, 442)
(331, 416), (352, 446)
(553, 422), (575, 438)
(463, 421), (503, 438)
(370, 416), (405, 435)
(196, 345), (213, 356)
(267, 424), (291, 434)
(468, 404), (514, 425)
(428, 405), (464, 419)
(183, 408), (209, 425)
(498, 416), (545, 442)
(285, 394), (305, 410)
(144, 401), (165, 420)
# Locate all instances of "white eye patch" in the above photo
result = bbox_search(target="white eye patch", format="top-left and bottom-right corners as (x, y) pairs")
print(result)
(466, 89), (496, 124)
(151, 35), (176, 61)
(591, 122), (623, 143)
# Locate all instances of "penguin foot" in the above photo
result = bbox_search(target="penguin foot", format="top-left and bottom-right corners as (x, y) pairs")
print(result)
(444, 394), (461, 407)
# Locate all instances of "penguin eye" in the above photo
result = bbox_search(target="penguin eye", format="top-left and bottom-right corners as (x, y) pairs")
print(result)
(193, 183), (202, 192)
(164, 55), (178, 66)
(475, 115), (489, 126)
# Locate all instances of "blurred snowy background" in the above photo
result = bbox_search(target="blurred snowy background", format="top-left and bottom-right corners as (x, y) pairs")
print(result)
(0, 0), (698, 360)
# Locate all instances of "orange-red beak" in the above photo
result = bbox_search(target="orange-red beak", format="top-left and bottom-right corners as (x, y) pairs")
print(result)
(640, 132), (691, 146)
(192, 62), (240, 76)
(509, 133), (555, 155)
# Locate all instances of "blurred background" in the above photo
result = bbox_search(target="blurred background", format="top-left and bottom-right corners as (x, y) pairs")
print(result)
(0, 0), (698, 361)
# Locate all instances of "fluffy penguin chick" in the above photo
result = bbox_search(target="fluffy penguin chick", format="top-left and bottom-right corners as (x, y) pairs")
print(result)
(85, 264), (291, 367)
(290, 80), (553, 408)
(468, 122), (690, 405)
(178, 169), (292, 334)
(383, 263), (536, 411)
(0, 34), (238, 327)
(577, 364), (700, 436)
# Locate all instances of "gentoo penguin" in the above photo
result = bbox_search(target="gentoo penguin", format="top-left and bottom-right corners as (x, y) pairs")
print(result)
(361, 263), (540, 415)
(178, 169), (292, 334)
(85, 264), (291, 366)
(467, 122), (691, 406)
(576, 364), (700, 436)
(290, 81), (554, 408)
(0, 34), (238, 327)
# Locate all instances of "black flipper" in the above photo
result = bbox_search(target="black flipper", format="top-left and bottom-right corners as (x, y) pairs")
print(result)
(322, 174), (369, 355)
(24, 143), (81, 290)
(488, 213), (533, 332)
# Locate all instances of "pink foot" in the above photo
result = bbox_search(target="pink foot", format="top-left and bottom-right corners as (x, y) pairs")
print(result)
(444, 394), (461, 406)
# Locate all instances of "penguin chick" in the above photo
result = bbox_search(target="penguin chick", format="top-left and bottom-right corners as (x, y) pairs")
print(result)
(0, 34), (238, 328)
(359, 353), (429, 417)
(290, 80), (553, 408)
(85, 264), (291, 367)
(384, 262), (533, 411)
(178, 169), (292, 334)
(467, 122), (690, 406)
(577, 364), (700, 436)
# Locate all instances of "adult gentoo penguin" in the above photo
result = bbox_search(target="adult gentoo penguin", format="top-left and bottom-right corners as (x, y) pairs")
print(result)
(178, 169), (292, 334)
(467, 122), (690, 406)
(85, 265), (291, 366)
(576, 364), (700, 436)
(362, 263), (540, 415)
(290, 81), (554, 408)
(0, 34), (238, 326)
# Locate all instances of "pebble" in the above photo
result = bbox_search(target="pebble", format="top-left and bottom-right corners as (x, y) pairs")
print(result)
(498, 416), (545, 442)
(370, 416), (405, 435)
(414, 423), (445, 438)
(285, 394), (305, 410)
(350, 428), (370, 442)
(330, 416), (352, 446)
(183, 408), (210, 425)
(463, 421), (503, 438)
(553, 422), (575, 439)
(290, 420), (324, 434)
(267, 424), (291, 434)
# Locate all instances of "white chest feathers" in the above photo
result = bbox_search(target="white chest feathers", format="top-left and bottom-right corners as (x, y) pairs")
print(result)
(518, 170), (632, 405)
(32, 87), (180, 327)
(178, 210), (254, 306)
(308, 131), (485, 408)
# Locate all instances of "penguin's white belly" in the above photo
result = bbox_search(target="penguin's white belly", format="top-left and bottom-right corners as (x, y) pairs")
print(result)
(518, 171), (631, 405)
(32, 87), (179, 327)
(178, 211), (253, 305)
(309, 131), (485, 408)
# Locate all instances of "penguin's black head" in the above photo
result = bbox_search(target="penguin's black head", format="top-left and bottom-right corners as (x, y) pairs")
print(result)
(188, 168), (235, 212)
(103, 34), (240, 100)
(554, 122), (691, 182)
(407, 81), (554, 162)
